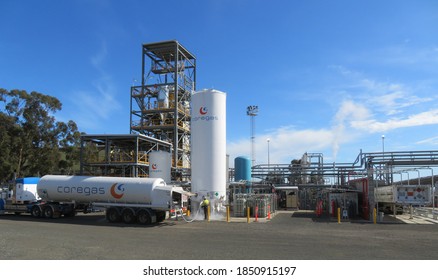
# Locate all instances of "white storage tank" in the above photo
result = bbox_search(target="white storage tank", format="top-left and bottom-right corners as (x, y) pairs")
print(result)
(191, 89), (227, 206)
(149, 150), (172, 183)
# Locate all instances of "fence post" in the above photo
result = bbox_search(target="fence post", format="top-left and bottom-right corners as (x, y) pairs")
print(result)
(373, 207), (377, 224)
(337, 207), (341, 224)
(247, 206), (250, 223)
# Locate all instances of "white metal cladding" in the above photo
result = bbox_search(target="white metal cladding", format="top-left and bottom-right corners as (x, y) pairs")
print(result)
(37, 175), (170, 206)
(149, 150), (172, 183)
(191, 89), (227, 200)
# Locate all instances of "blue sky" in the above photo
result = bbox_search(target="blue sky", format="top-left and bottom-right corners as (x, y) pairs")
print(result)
(2, 0), (438, 167)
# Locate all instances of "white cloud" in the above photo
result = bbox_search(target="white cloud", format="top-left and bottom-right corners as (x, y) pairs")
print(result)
(67, 43), (121, 132)
(362, 82), (433, 116)
(416, 136), (438, 145)
(331, 100), (370, 159)
(227, 127), (335, 167)
(351, 109), (438, 133)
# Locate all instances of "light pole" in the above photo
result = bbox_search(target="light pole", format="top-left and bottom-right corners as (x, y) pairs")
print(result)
(247, 105), (258, 167)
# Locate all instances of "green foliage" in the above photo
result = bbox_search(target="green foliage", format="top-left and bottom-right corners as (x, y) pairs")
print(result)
(0, 88), (81, 182)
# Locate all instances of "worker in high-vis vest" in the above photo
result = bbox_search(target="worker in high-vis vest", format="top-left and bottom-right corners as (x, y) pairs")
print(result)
(201, 196), (210, 220)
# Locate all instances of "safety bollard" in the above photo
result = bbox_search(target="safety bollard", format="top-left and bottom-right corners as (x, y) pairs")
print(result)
(187, 209), (191, 217)
(207, 205), (210, 222)
(337, 207), (341, 224)
(255, 206), (259, 222)
(373, 208), (377, 224)
(267, 205), (271, 220)
(247, 207), (250, 223)
(226, 205), (230, 223)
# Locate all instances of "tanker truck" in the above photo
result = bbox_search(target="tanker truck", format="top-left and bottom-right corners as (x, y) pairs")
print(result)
(0, 175), (188, 225)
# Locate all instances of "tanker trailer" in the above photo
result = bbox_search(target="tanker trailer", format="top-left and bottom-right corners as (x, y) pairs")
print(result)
(35, 175), (184, 225)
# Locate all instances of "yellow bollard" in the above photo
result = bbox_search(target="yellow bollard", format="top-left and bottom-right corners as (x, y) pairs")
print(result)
(247, 207), (250, 223)
(226, 205), (230, 223)
(337, 207), (341, 224)
(207, 205), (210, 222)
(373, 208), (377, 224)
(187, 209), (190, 217)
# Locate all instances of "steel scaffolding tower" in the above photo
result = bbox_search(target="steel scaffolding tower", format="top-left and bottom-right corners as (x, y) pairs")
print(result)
(130, 41), (196, 179)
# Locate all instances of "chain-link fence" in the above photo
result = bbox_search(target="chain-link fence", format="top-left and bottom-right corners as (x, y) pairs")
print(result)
(232, 193), (277, 217)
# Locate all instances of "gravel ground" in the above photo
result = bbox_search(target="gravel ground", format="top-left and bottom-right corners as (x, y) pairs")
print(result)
(1, 211), (438, 260)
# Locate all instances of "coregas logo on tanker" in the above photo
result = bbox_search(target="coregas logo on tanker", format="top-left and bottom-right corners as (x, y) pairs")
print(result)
(192, 106), (218, 122)
(110, 183), (125, 199)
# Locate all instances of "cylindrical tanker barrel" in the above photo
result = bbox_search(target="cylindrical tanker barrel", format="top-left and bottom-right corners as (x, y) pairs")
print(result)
(37, 175), (169, 207)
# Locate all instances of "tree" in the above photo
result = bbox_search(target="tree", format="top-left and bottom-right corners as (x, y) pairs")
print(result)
(0, 88), (81, 182)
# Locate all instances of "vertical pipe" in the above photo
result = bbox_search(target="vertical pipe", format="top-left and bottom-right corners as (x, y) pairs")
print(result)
(207, 205), (210, 222)
(226, 205), (230, 222)
(373, 207), (377, 224)
(129, 86), (133, 134)
(173, 42), (179, 172)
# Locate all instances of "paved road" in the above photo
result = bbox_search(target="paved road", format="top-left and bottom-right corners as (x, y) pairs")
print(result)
(1, 211), (438, 260)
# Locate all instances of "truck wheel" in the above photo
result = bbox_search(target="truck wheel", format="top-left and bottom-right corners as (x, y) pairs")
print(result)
(122, 208), (136, 224)
(137, 209), (151, 225)
(106, 207), (120, 223)
(43, 206), (54, 219)
(31, 205), (42, 218)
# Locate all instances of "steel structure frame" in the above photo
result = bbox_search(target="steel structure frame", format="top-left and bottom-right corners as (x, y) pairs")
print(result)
(130, 41), (196, 179)
(80, 134), (172, 177)
(251, 150), (438, 187)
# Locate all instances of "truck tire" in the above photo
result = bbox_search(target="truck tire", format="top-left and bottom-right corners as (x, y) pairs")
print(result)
(121, 208), (136, 224)
(43, 206), (54, 219)
(31, 205), (42, 218)
(137, 209), (151, 225)
(106, 207), (121, 223)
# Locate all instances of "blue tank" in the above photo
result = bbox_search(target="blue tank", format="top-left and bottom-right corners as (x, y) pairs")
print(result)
(234, 156), (251, 182)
